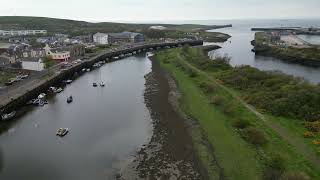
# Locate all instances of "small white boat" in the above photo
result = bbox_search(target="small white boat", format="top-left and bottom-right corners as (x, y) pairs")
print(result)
(56, 128), (69, 137)
(38, 93), (46, 99)
(55, 88), (63, 93)
(86, 68), (91, 72)
(147, 52), (154, 57)
(1, 111), (16, 121)
(66, 80), (73, 84)
(49, 87), (57, 92)
(100, 82), (105, 87)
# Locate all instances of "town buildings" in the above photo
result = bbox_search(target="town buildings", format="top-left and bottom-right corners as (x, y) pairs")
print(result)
(44, 44), (70, 61)
(20, 57), (44, 71)
(93, 32), (145, 45)
(0, 30), (47, 37)
(109, 32), (145, 44)
(93, 33), (109, 45)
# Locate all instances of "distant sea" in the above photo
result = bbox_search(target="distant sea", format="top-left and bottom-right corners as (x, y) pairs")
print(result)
(153, 19), (320, 28)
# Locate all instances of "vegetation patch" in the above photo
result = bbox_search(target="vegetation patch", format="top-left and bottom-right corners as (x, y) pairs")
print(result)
(43, 56), (57, 69)
(155, 47), (320, 179)
(0, 71), (15, 86)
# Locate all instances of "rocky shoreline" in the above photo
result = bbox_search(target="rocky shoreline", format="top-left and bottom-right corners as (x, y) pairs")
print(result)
(118, 58), (205, 179)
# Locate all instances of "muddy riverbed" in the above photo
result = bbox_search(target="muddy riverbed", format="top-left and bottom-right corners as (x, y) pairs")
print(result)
(119, 58), (206, 179)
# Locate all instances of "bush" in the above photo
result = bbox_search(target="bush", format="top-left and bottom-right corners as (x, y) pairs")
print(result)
(242, 127), (268, 146)
(233, 119), (251, 129)
(280, 171), (310, 180)
(210, 95), (224, 106)
(188, 69), (198, 78)
(303, 131), (315, 138)
(223, 104), (236, 115)
(304, 121), (320, 132)
(264, 154), (287, 180)
(312, 140), (320, 146)
(199, 82), (216, 94)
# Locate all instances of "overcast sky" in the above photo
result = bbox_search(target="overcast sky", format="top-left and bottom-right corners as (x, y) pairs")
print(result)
(1, 0), (320, 22)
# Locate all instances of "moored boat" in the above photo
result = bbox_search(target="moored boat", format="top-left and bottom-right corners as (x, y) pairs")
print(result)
(67, 96), (73, 103)
(56, 128), (69, 137)
(93, 83), (98, 87)
(1, 111), (16, 121)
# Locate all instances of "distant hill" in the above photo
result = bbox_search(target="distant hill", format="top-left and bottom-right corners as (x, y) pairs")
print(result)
(0, 16), (227, 36)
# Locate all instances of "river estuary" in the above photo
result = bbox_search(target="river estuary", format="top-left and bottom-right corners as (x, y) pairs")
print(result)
(0, 54), (153, 179)
(207, 20), (320, 84)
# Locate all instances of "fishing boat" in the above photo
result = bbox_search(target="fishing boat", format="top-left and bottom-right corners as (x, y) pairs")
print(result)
(55, 87), (63, 93)
(1, 111), (16, 121)
(100, 82), (105, 87)
(38, 93), (46, 99)
(56, 128), (69, 137)
(67, 96), (73, 103)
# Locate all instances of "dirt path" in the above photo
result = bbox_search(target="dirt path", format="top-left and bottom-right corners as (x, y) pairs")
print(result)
(177, 53), (320, 168)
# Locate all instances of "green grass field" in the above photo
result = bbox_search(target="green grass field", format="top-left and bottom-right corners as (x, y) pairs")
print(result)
(155, 48), (320, 179)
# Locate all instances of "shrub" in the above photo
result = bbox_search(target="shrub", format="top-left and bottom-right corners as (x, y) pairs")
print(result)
(312, 140), (320, 146)
(163, 59), (170, 64)
(280, 171), (310, 180)
(304, 121), (320, 132)
(210, 95), (224, 106)
(264, 154), (287, 180)
(303, 131), (315, 138)
(223, 104), (236, 116)
(199, 82), (216, 94)
(242, 127), (268, 146)
(233, 119), (251, 129)
(188, 69), (198, 78)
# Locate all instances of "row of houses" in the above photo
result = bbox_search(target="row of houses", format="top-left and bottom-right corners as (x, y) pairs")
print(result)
(0, 30), (47, 37)
(0, 42), (85, 70)
(93, 31), (145, 45)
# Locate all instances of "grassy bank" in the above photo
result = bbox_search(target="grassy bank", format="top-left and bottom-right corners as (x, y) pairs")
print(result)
(154, 47), (320, 179)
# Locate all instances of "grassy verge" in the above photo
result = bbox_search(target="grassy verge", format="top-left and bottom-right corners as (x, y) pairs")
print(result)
(155, 48), (320, 179)
(0, 71), (15, 86)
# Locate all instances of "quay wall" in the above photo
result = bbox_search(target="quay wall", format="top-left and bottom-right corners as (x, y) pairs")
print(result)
(0, 40), (203, 113)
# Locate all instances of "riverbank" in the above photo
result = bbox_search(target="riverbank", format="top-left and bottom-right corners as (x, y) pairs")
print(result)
(252, 32), (320, 67)
(119, 58), (208, 179)
(0, 40), (203, 115)
(153, 47), (320, 179)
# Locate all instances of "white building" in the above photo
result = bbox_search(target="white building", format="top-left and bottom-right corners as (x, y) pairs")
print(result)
(93, 33), (109, 45)
(0, 30), (47, 36)
(21, 57), (44, 71)
(149, 26), (167, 30)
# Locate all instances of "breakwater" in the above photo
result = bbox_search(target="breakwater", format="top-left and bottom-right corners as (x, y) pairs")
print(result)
(0, 40), (203, 114)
